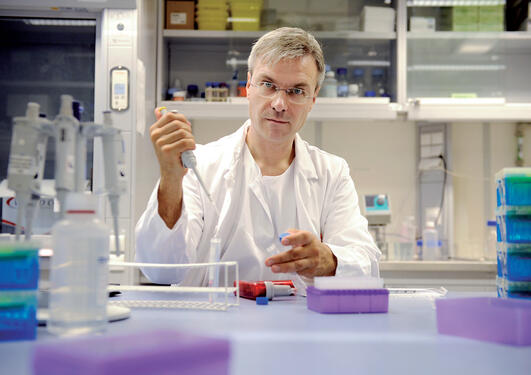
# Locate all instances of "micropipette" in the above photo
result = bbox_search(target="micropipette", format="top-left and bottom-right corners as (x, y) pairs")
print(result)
(158, 107), (215, 207)
(158, 107), (222, 295)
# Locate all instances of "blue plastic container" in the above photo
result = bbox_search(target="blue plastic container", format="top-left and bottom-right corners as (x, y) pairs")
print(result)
(507, 255), (531, 281)
(0, 291), (37, 341)
(496, 167), (531, 208)
(496, 215), (531, 244)
(0, 243), (39, 290)
(497, 243), (531, 281)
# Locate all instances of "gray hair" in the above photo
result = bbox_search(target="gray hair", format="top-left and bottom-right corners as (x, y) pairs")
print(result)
(248, 27), (325, 90)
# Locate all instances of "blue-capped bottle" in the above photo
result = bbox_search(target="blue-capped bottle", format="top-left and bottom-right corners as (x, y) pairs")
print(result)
(336, 67), (348, 97)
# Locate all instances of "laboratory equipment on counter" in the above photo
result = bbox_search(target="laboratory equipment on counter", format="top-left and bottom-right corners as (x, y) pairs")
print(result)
(307, 276), (389, 314)
(7, 97), (126, 253)
(484, 220), (497, 260)
(7, 102), (54, 240)
(237, 280), (296, 300)
(363, 194), (391, 260)
(33, 330), (230, 375)
(100, 111), (127, 256)
(48, 193), (109, 336)
(436, 297), (531, 346)
(54, 95), (79, 218)
(108, 261), (239, 311)
(422, 220), (442, 261)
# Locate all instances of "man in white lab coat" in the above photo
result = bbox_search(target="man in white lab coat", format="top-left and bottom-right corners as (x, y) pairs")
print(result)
(135, 27), (380, 288)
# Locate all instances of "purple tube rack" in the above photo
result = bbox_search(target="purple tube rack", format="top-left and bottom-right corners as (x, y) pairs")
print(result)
(436, 297), (531, 346)
(306, 286), (389, 314)
(33, 330), (230, 375)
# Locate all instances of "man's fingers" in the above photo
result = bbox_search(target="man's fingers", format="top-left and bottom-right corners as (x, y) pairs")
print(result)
(281, 230), (313, 247)
(266, 246), (308, 266)
(152, 111), (191, 129)
(271, 258), (315, 274)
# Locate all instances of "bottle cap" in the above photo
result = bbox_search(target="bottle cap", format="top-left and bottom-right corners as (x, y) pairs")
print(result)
(26, 102), (40, 119)
(336, 67), (347, 75)
(279, 232), (291, 243)
(65, 192), (97, 214)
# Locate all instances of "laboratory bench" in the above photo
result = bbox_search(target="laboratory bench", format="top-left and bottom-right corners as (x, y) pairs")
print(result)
(2, 291), (530, 375)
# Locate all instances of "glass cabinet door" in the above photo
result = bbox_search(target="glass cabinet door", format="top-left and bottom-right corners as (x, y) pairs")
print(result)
(406, 1), (531, 102)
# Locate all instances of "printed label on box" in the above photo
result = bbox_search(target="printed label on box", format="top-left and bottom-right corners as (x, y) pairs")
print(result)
(171, 12), (187, 25)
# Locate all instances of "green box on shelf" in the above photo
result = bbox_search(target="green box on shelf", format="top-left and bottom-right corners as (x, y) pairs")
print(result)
(479, 6), (504, 24)
(452, 6), (479, 24)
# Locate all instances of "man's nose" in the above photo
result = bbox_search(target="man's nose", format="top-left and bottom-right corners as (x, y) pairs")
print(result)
(271, 90), (288, 112)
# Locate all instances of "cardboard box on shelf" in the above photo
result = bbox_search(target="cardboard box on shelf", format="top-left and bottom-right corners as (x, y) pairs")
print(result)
(166, 1), (195, 30)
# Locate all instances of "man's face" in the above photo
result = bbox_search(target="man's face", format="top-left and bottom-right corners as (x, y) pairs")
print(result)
(246, 55), (320, 146)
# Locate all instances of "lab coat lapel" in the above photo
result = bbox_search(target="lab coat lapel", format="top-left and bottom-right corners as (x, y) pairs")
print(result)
(294, 133), (320, 236)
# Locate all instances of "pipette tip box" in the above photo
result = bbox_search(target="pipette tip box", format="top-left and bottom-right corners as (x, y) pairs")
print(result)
(307, 286), (389, 314)
(436, 297), (531, 346)
(0, 290), (37, 341)
(33, 330), (230, 375)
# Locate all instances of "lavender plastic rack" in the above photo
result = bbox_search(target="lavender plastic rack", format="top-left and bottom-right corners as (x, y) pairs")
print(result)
(33, 330), (230, 375)
(436, 297), (531, 346)
(306, 286), (389, 314)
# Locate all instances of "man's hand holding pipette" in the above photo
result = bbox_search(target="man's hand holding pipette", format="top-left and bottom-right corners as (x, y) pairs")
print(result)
(150, 108), (195, 228)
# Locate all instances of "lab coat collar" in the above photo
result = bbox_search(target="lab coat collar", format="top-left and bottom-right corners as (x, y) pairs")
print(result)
(224, 119), (319, 182)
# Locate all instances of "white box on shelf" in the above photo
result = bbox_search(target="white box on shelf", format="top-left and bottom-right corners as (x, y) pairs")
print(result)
(410, 17), (436, 32)
(360, 6), (395, 32)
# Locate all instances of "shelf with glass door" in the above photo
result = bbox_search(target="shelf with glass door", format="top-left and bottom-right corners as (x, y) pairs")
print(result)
(159, 98), (399, 121)
(163, 29), (396, 41)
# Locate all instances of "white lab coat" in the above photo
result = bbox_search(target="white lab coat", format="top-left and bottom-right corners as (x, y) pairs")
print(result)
(135, 120), (381, 289)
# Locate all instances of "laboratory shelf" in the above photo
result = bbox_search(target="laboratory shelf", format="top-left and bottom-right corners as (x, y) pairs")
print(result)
(407, 31), (531, 40)
(163, 29), (396, 41)
(159, 99), (399, 121)
(407, 100), (531, 121)
(407, 0), (505, 6)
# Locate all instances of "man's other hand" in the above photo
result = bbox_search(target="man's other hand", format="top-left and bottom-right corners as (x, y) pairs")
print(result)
(265, 230), (337, 278)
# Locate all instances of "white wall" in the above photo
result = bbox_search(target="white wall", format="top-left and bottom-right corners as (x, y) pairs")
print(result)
(452, 122), (531, 259)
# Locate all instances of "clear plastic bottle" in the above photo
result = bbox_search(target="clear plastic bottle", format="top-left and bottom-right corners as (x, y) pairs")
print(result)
(350, 68), (365, 98)
(336, 67), (348, 97)
(229, 71), (238, 97)
(48, 192), (110, 336)
(484, 220), (497, 261)
(422, 221), (441, 261)
(205, 82), (213, 102)
(371, 68), (388, 97)
(320, 66), (338, 98)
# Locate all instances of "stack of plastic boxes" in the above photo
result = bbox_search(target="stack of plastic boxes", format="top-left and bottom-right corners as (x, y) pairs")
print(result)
(229, 0), (262, 31)
(496, 168), (531, 300)
(0, 242), (39, 341)
(196, 0), (228, 30)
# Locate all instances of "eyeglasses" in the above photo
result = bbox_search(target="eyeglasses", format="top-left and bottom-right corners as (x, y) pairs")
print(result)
(249, 81), (313, 104)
